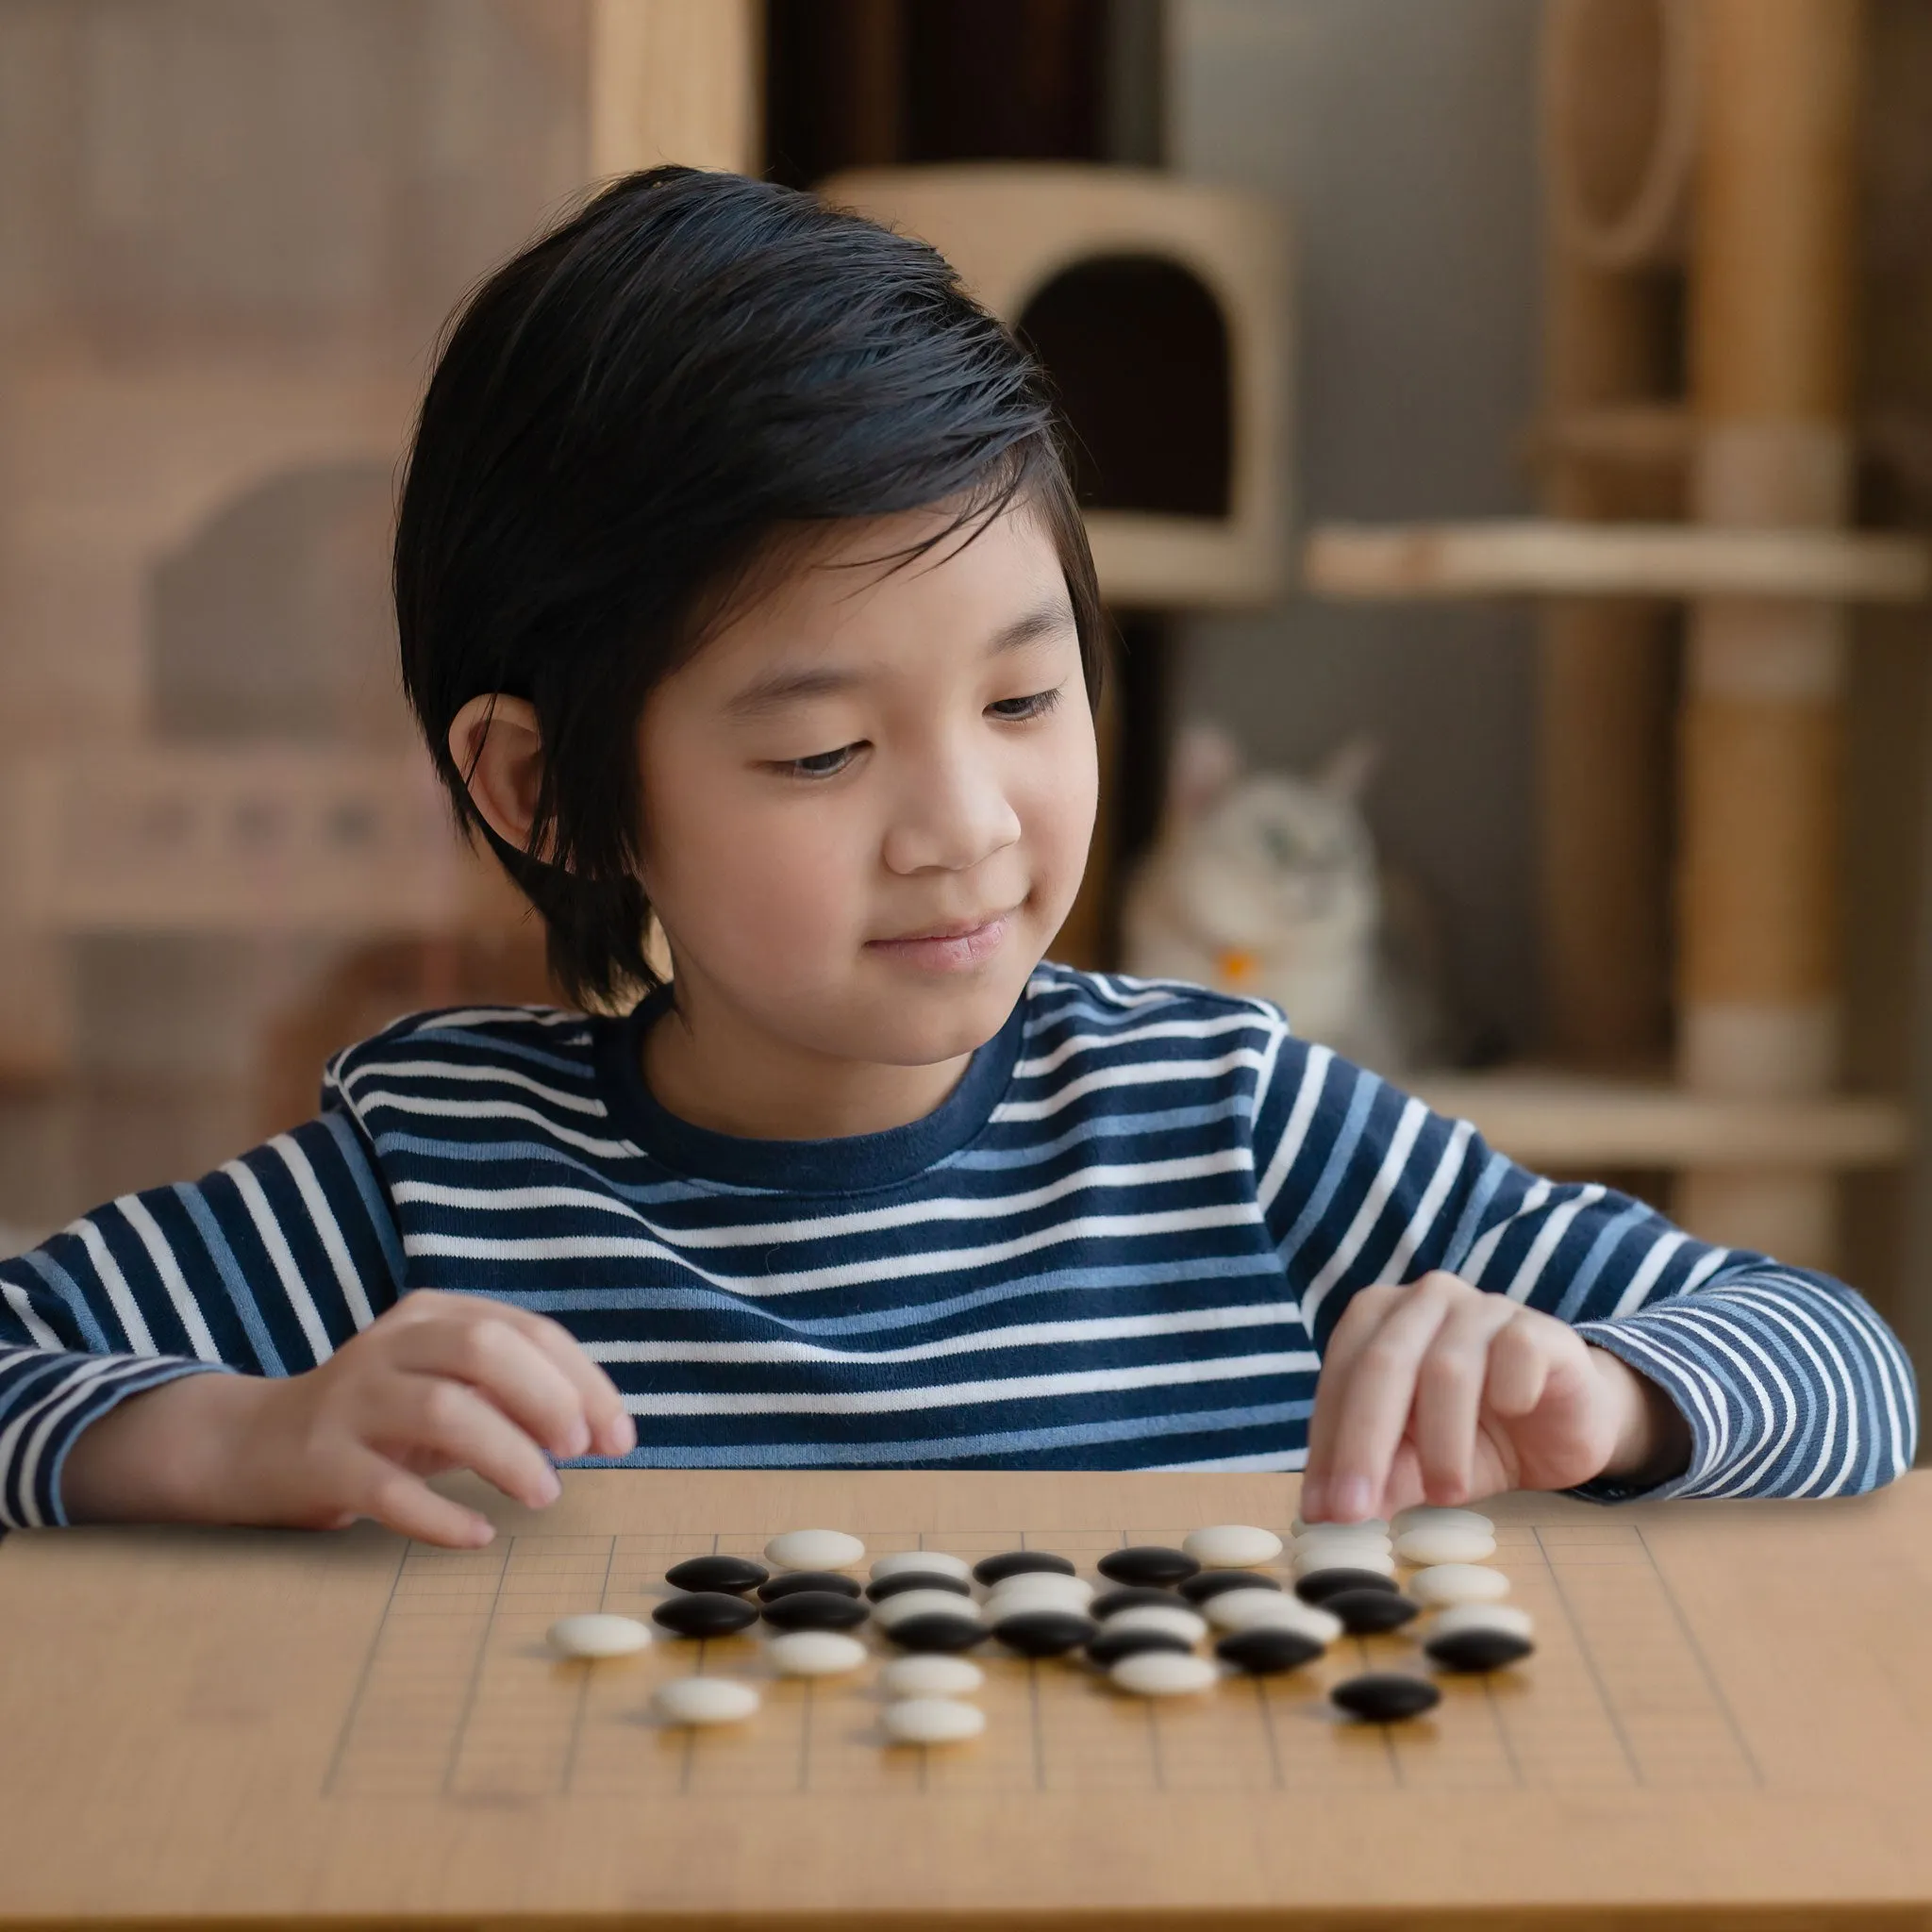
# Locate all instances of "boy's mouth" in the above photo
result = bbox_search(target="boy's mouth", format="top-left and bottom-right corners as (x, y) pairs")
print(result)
(866, 910), (1015, 972)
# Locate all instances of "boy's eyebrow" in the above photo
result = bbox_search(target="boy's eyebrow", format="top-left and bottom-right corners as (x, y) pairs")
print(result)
(723, 597), (1075, 718)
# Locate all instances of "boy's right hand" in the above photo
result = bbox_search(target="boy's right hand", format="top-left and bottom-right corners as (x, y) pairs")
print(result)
(59, 1291), (637, 1547)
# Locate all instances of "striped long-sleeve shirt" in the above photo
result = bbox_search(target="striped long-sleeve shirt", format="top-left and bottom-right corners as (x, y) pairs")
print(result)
(0, 965), (1916, 1527)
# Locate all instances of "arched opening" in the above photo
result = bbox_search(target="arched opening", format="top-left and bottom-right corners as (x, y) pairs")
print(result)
(1017, 253), (1232, 519)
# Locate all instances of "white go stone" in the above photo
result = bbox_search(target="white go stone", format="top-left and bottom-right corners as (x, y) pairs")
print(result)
(1426, 1602), (1534, 1644)
(869, 1550), (973, 1585)
(1392, 1505), (1492, 1538)
(1105, 1604), (1207, 1645)
(1205, 1590), (1342, 1643)
(1393, 1523), (1497, 1566)
(1291, 1515), (1388, 1538)
(1294, 1545), (1396, 1579)
(652, 1676), (760, 1726)
(546, 1613), (652, 1659)
(764, 1528), (866, 1572)
(874, 1589), (986, 1630)
(1181, 1524), (1283, 1568)
(984, 1574), (1093, 1611)
(764, 1631), (869, 1677)
(1110, 1650), (1219, 1697)
(1410, 1562), (1511, 1607)
(880, 1654), (986, 1699)
(881, 1697), (986, 1745)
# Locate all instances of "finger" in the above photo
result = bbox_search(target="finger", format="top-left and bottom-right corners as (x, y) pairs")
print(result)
(1322, 1276), (1464, 1523)
(1410, 1292), (1522, 1506)
(370, 1373), (565, 1512)
(331, 1443), (496, 1548)
(390, 1311), (599, 1461)
(1302, 1282), (1405, 1519)
(1486, 1311), (1558, 1418)
(489, 1306), (637, 1458)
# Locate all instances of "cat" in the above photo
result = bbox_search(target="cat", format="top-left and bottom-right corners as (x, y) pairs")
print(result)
(1120, 724), (1450, 1075)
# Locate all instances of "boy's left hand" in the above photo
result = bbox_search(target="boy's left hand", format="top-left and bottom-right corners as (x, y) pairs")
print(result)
(1296, 1272), (1692, 1524)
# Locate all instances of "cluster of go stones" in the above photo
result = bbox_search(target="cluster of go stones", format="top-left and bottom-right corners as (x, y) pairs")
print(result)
(544, 1509), (1533, 1740)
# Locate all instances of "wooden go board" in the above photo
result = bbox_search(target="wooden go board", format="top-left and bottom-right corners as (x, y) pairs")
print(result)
(2, 1468), (1932, 1927)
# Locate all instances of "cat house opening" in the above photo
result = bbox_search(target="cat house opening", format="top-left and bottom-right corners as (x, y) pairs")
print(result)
(1017, 252), (1231, 520)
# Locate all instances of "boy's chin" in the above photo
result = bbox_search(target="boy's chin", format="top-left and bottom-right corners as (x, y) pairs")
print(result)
(844, 961), (1034, 1067)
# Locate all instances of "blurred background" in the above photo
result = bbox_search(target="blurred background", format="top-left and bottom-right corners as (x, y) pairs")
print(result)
(3, 0), (1931, 1408)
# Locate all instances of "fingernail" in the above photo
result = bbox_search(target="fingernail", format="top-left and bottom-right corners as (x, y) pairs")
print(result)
(1333, 1476), (1371, 1522)
(538, 1469), (562, 1506)
(1298, 1476), (1324, 1519)
(563, 1419), (591, 1458)
(465, 1519), (496, 1548)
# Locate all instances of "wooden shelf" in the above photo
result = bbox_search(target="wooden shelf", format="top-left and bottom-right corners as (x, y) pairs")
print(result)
(1303, 518), (1932, 603)
(1407, 1068), (1910, 1170)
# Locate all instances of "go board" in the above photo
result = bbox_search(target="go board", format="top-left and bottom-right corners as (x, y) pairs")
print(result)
(3, 1467), (1932, 1927)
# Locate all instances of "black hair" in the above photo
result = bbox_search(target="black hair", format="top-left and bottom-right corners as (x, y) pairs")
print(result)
(394, 165), (1106, 1011)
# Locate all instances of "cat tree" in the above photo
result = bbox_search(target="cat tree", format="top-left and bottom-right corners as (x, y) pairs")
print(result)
(1304, 0), (1918, 1271)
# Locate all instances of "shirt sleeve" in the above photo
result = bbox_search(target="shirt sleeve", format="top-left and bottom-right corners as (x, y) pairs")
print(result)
(0, 1106), (406, 1529)
(1249, 1025), (1919, 1500)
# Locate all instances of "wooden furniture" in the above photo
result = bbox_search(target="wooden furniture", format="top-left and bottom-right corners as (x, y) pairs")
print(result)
(1303, 0), (1917, 1271)
(1, 1466), (1929, 1926)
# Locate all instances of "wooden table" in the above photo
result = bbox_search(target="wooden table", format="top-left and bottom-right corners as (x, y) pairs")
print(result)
(1, 1468), (1929, 1927)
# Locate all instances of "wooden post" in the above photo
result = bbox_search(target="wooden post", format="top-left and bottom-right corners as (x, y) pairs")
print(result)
(588, 0), (763, 178)
(1675, 0), (1865, 1265)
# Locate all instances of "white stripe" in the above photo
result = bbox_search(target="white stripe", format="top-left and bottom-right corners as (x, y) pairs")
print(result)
(1503, 1186), (1606, 1304)
(349, 1091), (639, 1158)
(1142, 1448), (1305, 1473)
(620, 1348), (1309, 1418)
(1586, 1324), (1730, 1481)
(1301, 1096), (1429, 1327)
(339, 1058), (606, 1116)
(1718, 1283), (1848, 1498)
(407, 1202), (1263, 1297)
(220, 1159), (336, 1364)
(1015, 1011), (1263, 1079)
(1685, 1308), (1801, 1499)
(395, 1006), (588, 1031)
(1, 1280), (61, 1351)
(1256, 1042), (1333, 1215)
(1380, 1119), (1474, 1288)
(113, 1195), (222, 1361)
(1458, 1179), (1554, 1283)
(60, 1220), (157, 1354)
(993, 1049), (1269, 1123)
(392, 1149), (1250, 1246)
(271, 1135), (376, 1330)
(1777, 1270), (1914, 1481)
(1608, 1230), (1688, 1317)
(586, 1304), (1317, 1368)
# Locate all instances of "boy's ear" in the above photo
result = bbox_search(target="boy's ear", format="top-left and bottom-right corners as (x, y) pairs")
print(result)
(448, 694), (550, 859)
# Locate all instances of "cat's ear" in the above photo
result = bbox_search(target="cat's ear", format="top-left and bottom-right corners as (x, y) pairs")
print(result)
(1313, 734), (1381, 803)
(1164, 722), (1244, 829)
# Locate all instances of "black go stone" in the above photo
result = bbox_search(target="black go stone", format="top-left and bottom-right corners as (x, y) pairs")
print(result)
(760, 1590), (871, 1632)
(1295, 1568), (1400, 1606)
(1085, 1625), (1195, 1668)
(991, 1610), (1097, 1658)
(973, 1551), (1075, 1586)
(1091, 1585), (1184, 1620)
(886, 1612), (987, 1653)
(1425, 1628), (1535, 1674)
(664, 1555), (768, 1595)
(1216, 1627), (1324, 1675)
(867, 1571), (973, 1603)
(1096, 1545), (1201, 1588)
(758, 1570), (863, 1603)
(1331, 1673), (1442, 1724)
(1180, 1570), (1283, 1605)
(651, 1591), (759, 1639)
(1325, 1589), (1420, 1637)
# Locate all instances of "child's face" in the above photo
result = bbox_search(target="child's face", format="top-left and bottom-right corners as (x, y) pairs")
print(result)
(637, 499), (1098, 1069)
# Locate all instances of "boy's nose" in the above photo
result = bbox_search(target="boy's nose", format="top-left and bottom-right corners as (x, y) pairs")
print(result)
(881, 751), (1022, 874)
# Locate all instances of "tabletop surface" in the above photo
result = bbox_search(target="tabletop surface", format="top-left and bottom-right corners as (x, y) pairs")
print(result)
(1, 1467), (1930, 1927)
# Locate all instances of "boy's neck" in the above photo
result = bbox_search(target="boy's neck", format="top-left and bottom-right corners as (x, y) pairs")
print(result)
(640, 976), (974, 1142)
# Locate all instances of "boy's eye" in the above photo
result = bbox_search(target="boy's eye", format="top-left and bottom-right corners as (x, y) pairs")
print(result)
(779, 742), (863, 779)
(988, 686), (1064, 722)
